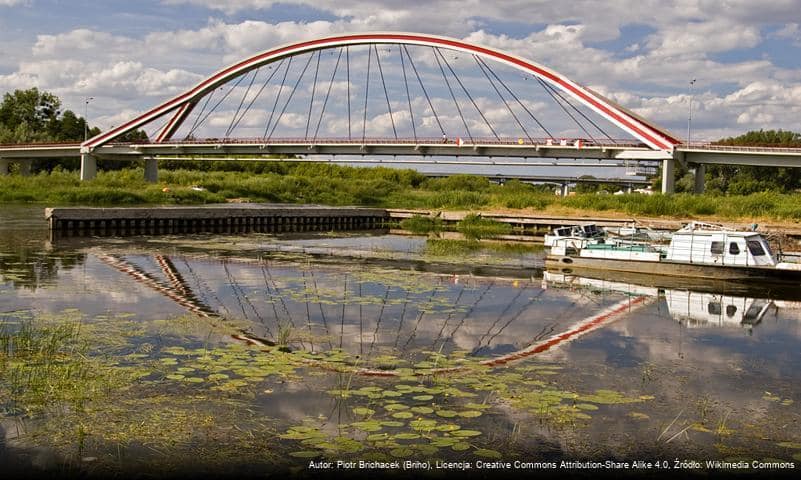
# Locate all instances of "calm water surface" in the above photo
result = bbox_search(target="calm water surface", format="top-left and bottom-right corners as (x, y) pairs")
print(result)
(1, 205), (800, 477)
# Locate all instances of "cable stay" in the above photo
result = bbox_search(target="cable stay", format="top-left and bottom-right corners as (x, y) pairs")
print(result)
(432, 47), (473, 143)
(403, 45), (445, 136)
(436, 48), (498, 140)
(374, 44), (398, 139)
(262, 56), (293, 139)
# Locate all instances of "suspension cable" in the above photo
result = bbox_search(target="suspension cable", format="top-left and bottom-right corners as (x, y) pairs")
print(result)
(225, 68), (258, 137)
(374, 45), (397, 139)
(403, 45), (444, 136)
(188, 73), (246, 137)
(187, 89), (214, 137)
(474, 55), (532, 143)
(399, 44), (417, 141)
(437, 49), (498, 140)
(229, 58), (285, 136)
(477, 56), (554, 139)
(535, 76), (597, 142)
(432, 47), (473, 143)
(313, 48), (343, 142)
(539, 76), (615, 142)
(346, 46), (351, 141)
(305, 50), (322, 139)
(263, 56), (293, 139)
(362, 45), (372, 144)
(266, 52), (315, 140)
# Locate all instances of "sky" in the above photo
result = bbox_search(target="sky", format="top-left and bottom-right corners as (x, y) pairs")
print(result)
(1, 0), (801, 143)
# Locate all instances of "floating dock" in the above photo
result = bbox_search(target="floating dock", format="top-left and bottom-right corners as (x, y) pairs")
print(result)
(46, 204), (389, 237)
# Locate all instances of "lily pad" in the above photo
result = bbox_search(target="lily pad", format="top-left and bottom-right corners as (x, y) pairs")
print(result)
(452, 442), (470, 451)
(392, 412), (414, 419)
(289, 451), (320, 458)
(411, 406), (434, 415)
(474, 448), (502, 459)
(458, 410), (482, 418)
(412, 395), (434, 401)
(436, 410), (457, 418)
(451, 429), (482, 438)
(390, 447), (414, 457)
(353, 407), (375, 416)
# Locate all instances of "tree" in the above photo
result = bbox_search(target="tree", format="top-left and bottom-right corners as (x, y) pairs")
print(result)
(0, 88), (61, 135)
(706, 129), (801, 194)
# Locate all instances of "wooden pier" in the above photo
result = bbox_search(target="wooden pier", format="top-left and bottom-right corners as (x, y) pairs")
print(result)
(46, 205), (389, 238)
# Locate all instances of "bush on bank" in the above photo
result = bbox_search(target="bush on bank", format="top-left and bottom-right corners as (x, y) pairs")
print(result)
(3, 165), (801, 222)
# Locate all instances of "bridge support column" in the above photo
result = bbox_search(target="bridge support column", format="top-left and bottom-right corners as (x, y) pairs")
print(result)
(560, 183), (569, 197)
(144, 158), (158, 183)
(693, 164), (706, 194)
(18, 159), (32, 176)
(80, 153), (97, 181)
(0, 158), (8, 176)
(661, 159), (675, 194)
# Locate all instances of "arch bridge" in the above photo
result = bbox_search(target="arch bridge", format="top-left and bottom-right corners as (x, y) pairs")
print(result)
(1, 32), (800, 193)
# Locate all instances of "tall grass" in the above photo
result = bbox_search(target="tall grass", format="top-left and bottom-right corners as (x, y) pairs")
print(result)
(3, 166), (801, 222)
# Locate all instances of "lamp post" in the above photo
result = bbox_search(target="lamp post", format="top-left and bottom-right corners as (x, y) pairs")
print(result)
(687, 79), (696, 146)
(84, 97), (94, 141)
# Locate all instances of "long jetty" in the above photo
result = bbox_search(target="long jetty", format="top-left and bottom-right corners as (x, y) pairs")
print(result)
(45, 205), (389, 238)
(45, 204), (801, 241)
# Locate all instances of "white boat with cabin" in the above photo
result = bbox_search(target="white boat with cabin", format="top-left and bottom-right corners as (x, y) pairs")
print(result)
(547, 222), (801, 283)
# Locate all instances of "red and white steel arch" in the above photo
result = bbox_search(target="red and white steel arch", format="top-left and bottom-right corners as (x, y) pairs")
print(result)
(82, 32), (681, 152)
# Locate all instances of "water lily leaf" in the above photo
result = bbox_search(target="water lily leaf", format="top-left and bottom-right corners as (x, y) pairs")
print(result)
(458, 410), (482, 418)
(353, 407), (375, 416)
(435, 410), (457, 418)
(385, 403), (409, 411)
(411, 406), (434, 414)
(474, 448), (502, 459)
(367, 433), (390, 442)
(452, 442), (470, 451)
(184, 377), (204, 383)
(351, 420), (383, 432)
(381, 421), (405, 428)
(451, 429), (482, 438)
(415, 444), (439, 456)
(409, 419), (437, 430)
(435, 424), (460, 432)
(412, 395), (434, 401)
(289, 451), (320, 458)
(575, 403), (599, 411)
(165, 374), (185, 381)
(392, 412), (414, 419)
(208, 373), (230, 381)
(390, 447), (414, 458)
(394, 433), (421, 440)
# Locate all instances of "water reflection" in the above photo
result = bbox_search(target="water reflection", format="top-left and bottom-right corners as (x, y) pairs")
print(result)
(2, 206), (801, 474)
(542, 271), (787, 331)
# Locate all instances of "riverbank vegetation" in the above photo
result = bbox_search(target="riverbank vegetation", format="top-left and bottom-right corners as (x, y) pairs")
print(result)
(5, 165), (801, 223)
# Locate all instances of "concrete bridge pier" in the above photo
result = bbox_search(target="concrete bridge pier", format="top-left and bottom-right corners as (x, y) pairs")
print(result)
(144, 157), (158, 183)
(560, 183), (570, 196)
(693, 164), (706, 194)
(80, 153), (97, 181)
(661, 158), (675, 194)
(0, 158), (8, 176)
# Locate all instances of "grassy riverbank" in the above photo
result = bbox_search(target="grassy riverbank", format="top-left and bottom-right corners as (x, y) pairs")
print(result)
(3, 164), (801, 223)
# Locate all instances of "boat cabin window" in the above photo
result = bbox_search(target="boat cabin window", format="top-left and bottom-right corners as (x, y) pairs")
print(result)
(707, 302), (721, 315)
(729, 242), (740, 255)
(582, 225), (601, 235)
(555, 227), (572, 236)
(726, 305), (737, 317)
(710, 241), (724, 255)
(747, 240), (766, 256)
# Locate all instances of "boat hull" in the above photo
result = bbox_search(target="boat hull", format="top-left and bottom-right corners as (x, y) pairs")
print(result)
(546, 254), (801, 284)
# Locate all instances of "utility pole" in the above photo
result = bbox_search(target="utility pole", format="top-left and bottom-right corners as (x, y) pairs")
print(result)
(84, 97), (94, 141)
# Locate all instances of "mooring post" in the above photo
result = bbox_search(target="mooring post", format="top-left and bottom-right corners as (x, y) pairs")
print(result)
(693, 164), (706, 194)
(144, 157), (158, 183)
(18, 159), (32, 176)
(661, 158), (675, 194)
(80, 153), (97, 181)
(0, 158), (8, 176)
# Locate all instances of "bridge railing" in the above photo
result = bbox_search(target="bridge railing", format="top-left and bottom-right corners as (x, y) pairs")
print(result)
(680, 143), (801, 153)
(152, 137), (647, 148)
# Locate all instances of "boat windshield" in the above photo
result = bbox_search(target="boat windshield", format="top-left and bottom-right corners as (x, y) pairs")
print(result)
(747, 240), (766, 256)
(555, 227), (572, 236)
